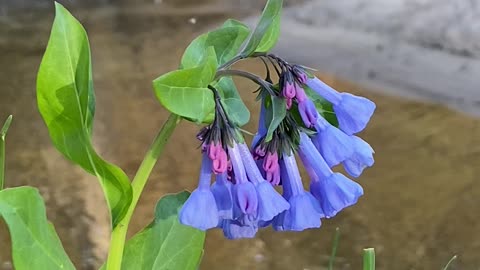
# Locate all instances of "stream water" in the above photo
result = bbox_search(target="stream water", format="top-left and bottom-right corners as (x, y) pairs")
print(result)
(1, 1), (479, 269)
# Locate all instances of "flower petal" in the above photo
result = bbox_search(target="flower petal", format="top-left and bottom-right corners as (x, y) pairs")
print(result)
(179, 189), (219, 231)
(310, 173), (363, 218)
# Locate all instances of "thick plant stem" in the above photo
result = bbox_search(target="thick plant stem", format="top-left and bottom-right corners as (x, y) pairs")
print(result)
(106, 113), (181, 270)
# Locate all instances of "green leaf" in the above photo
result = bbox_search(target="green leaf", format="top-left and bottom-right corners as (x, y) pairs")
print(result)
(304, 86), (339, 127)
(121, 191), (205, 270)
(265, 95), (286, 141)
(0, 187), (75, 270)
(362, 248), (375, 270)
(214, 77), (250, 126)
(241, 0), (283, 56)
(153, 47), (217, 122)
(36, 2), (132, 228)
(181, 19), (249, 68)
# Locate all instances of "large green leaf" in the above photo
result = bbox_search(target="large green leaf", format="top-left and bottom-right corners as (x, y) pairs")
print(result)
(181, 19), (249, 68)
(153, 47), (217, 122)
(179, 20), (251, 125)
(0, 187), (75, 270)
(265, 95), (286, 141)
(36, 2), (132, 228)
(121, 192), (205, 270)
(241, 0), (283, 56)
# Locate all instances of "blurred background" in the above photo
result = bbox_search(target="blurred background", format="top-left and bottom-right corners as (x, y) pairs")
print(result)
(1, 0), (479, 269)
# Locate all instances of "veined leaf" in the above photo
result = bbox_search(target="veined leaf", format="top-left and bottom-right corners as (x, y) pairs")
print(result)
(241, 0), (283, 56)
(0, 187), (75, 270)
(265, 95), (286, 141)
(153, 47), (218, 122)
(215, 77), (250, 126)
(181, 19), (249, 68)
(36, 2), (132, 228)
(120, 192), (205, 270)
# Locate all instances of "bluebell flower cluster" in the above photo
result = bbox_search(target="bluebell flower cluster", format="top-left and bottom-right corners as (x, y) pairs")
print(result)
(179, 56), (375, 239)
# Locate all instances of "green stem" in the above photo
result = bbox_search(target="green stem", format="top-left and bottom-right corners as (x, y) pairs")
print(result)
(327, 228), (341, 270)
(362, 248), (375, 270)
(1, 115), (13, 190)
(105, 113), (181, 270)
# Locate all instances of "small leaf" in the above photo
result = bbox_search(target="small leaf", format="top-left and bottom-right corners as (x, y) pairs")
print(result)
(265, 95), (286, 141)
(0, 187), (75, 270)
(304, 86), (339, 127)
(153, 47), (218, 122)
(241, 0), (283, 56)
(181, 19), (249, 68)
(214, 77), (250, 126)
(36, 2), (132, 228)
(120, 191), (206, 270)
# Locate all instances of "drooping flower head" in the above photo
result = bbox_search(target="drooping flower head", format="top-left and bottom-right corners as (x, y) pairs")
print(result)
(180, 86), (289, 238)
(180, 53), (376, 239)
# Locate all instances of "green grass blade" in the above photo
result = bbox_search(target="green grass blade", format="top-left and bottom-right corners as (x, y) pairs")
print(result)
(363, 248), (375, 270)
(328, 227), (341, 270)
(0, 115), (13, 190)
(442, 255), (457, 270)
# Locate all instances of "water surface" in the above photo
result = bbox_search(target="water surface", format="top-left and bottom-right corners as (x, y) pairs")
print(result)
(1, 1), (479, 269)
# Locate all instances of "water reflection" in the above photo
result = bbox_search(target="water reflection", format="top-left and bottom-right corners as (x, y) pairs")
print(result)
(1, 1), (479, 269)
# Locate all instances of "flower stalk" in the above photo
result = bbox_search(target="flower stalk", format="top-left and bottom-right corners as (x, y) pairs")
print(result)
(106, 113), (181, 270)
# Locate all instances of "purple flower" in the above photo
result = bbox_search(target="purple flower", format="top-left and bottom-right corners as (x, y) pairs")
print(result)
(211, 172), (233, 220)
(228, 144), (258, 225)
(306, 77), (375, 135)
(298, 133), (363, 218)
(282, 81), (296, 99)
(272, 153), (323, 231)
(263, 152), (281, 185)
(313, 116), (354, 167)
(208, 142), (228, 174)
(295, 83), (307, 102)
(238, 143), (290, 222)
(292, 65), (308, 83)
(298, 99), (319, 128)
(179, 153), (219, 231)
(343, 136), (375, 178)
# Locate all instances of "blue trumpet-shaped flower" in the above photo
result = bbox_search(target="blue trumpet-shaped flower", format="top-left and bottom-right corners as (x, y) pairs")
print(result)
(179, 153), (219, 231)
(273, 153), (323, 231)
(306, 77), (376, 135)
(211, 172), (233, 220)
(238, 143), (289, 222)
(298, 133), (363, 218)
(343, 136), (375, 178)
(298, 99), (319, 128)
(310, 173), (364, 218)
(228, 144), (258, 225)
(312, 116), (354, 167)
